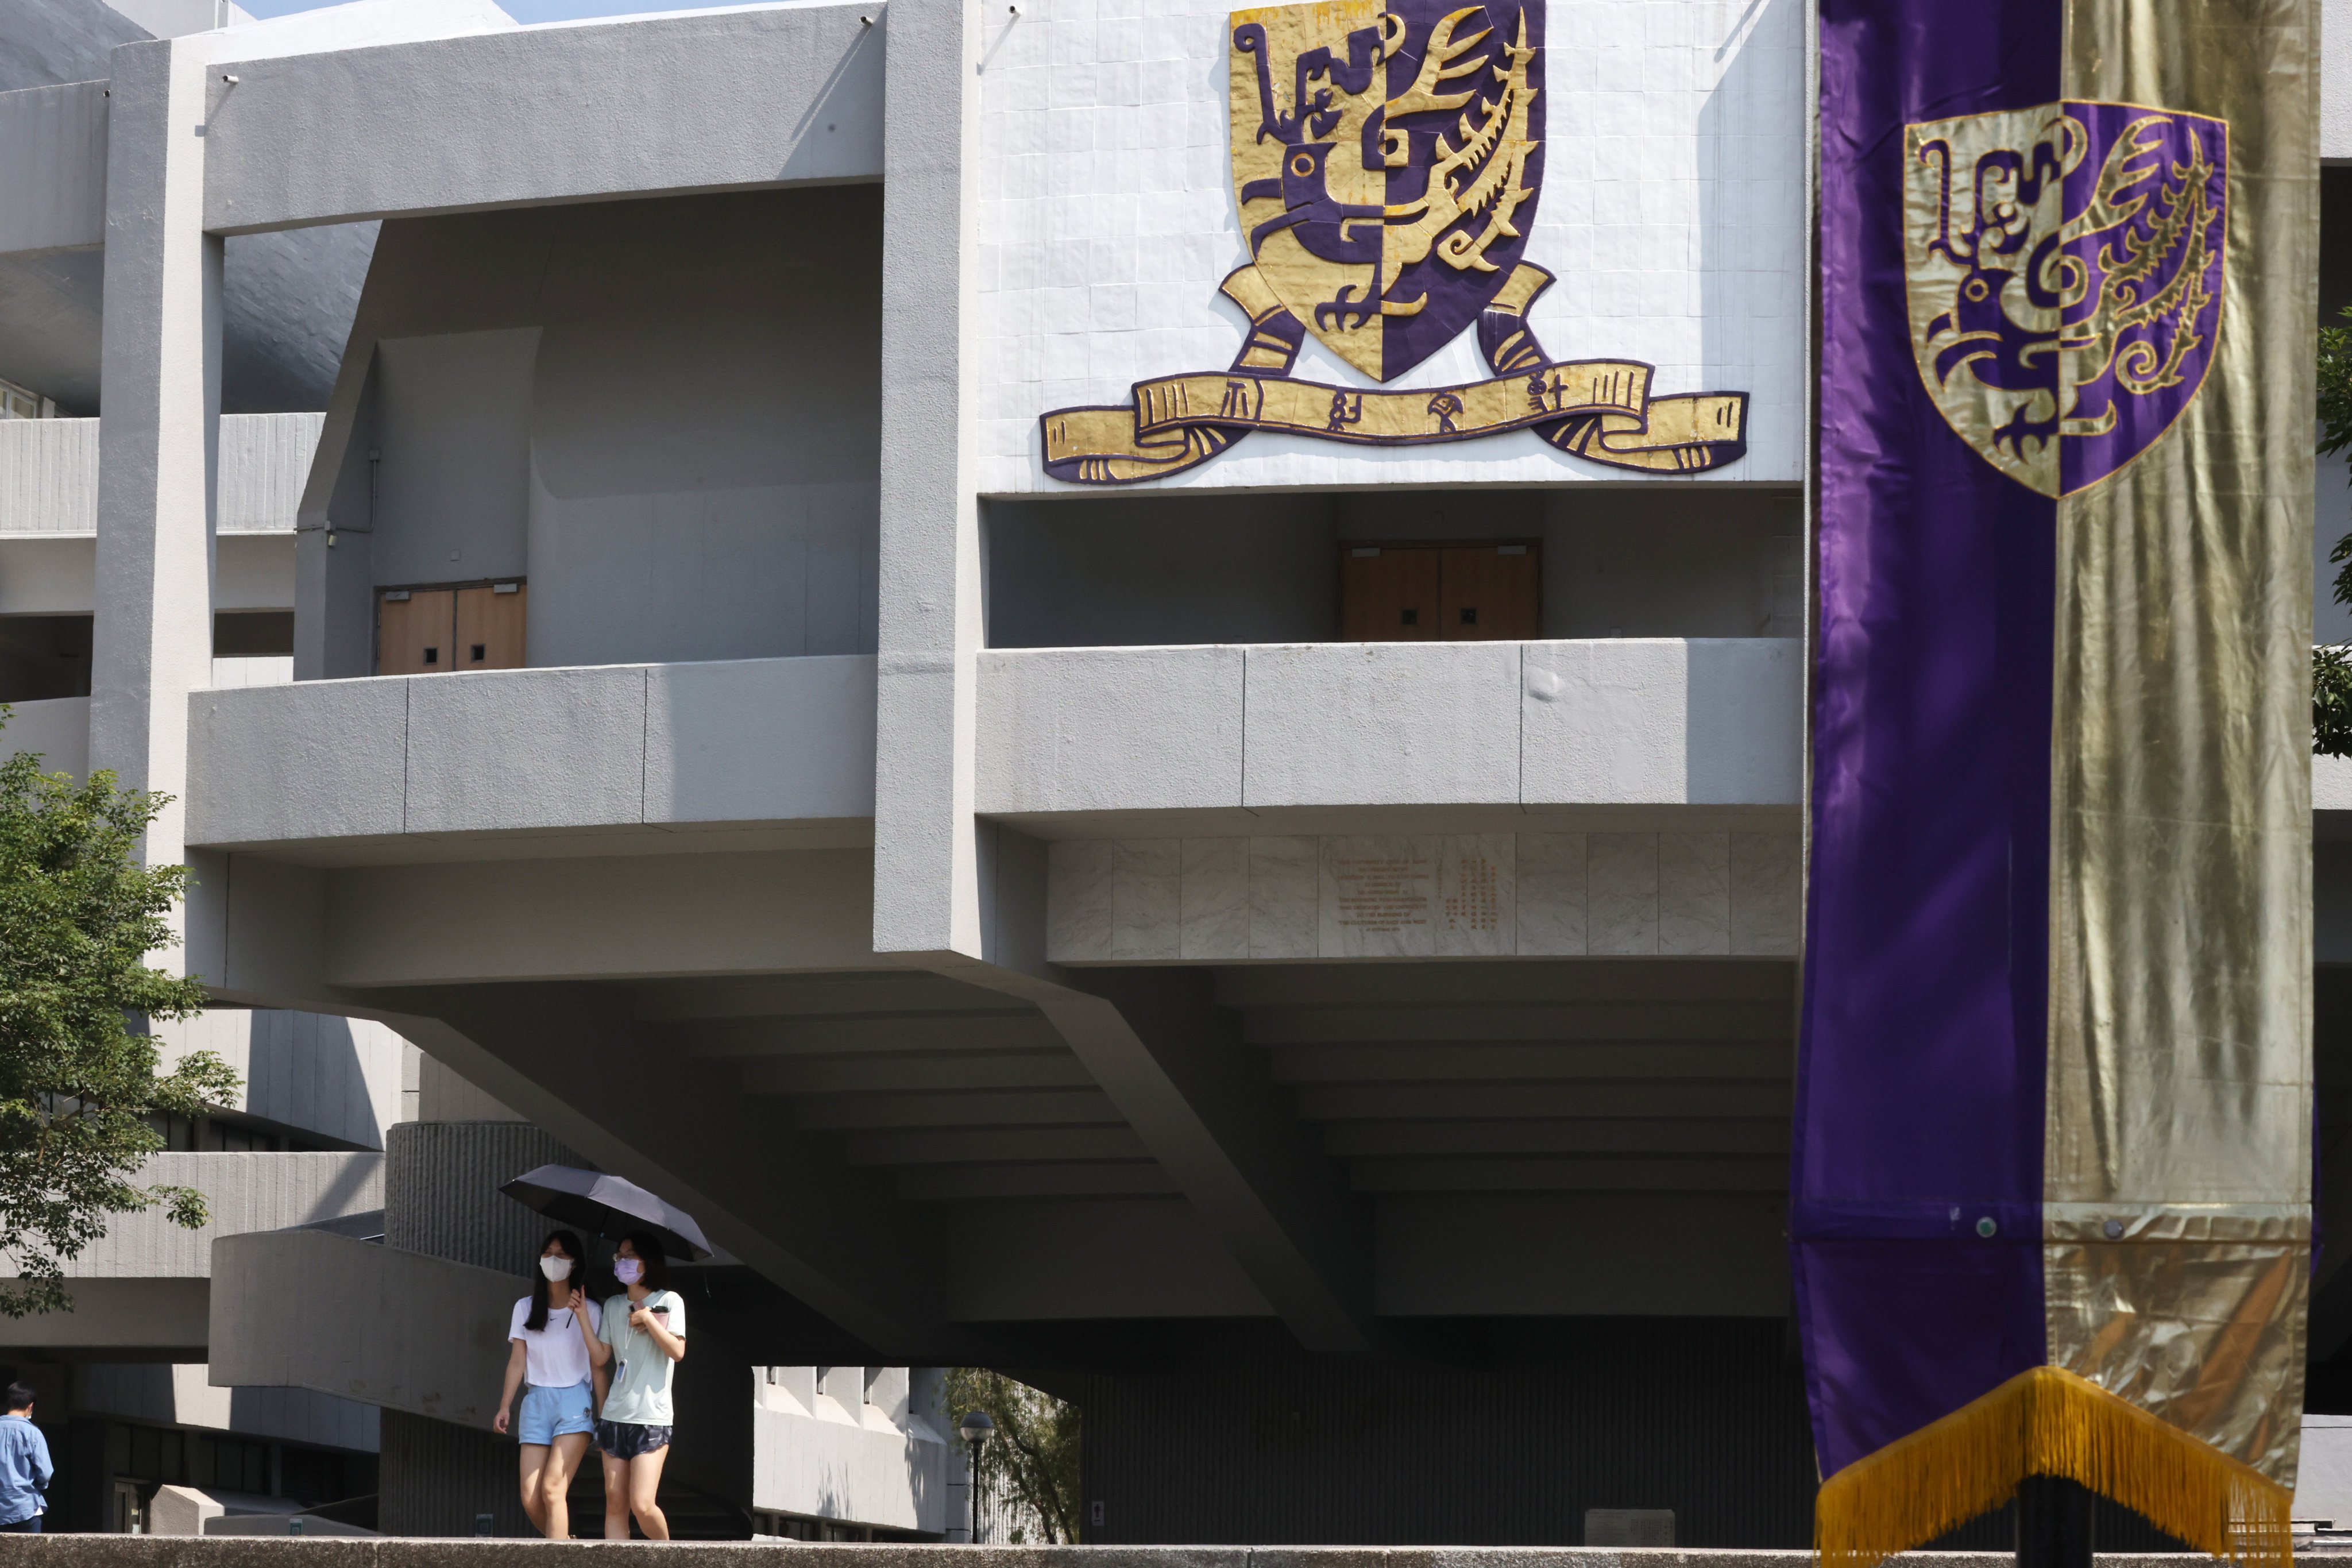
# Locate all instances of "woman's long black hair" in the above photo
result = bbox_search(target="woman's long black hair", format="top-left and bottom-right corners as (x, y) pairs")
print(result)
(524, 1229), (586, 1333)
(616, 1230), (670, 1292)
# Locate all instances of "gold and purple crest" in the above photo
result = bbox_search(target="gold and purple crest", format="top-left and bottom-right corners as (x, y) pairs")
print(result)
(1037, 0), (1752, 484)
(1903, 102), (2227, 496)
(1229, 0), (1544, 383)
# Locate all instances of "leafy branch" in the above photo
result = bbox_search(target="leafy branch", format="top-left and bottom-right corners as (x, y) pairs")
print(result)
(944, 1366), (1082, 1543)
(0, 708), (240, 1315)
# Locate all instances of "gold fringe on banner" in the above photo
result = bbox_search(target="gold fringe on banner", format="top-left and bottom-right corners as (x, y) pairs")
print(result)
(1814, 1366), (2292, 1568)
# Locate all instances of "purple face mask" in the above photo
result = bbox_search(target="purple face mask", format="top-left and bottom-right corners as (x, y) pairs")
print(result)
(613, 1258), (643, 1285)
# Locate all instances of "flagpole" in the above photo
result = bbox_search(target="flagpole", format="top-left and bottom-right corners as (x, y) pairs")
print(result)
(2015, 1476), (2092, 1568)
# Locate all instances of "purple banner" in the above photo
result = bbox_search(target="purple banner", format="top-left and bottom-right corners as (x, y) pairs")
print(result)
(1795, 0), (2060, 1481)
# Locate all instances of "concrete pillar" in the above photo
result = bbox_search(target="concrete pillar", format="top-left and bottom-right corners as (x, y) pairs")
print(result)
(88, 34), (222, 926)
(872, 0), (984, 961)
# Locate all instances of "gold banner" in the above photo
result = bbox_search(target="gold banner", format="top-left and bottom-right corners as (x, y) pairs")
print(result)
(2040, 0), (2318, 1504)
(1037, 263), (1750, 484)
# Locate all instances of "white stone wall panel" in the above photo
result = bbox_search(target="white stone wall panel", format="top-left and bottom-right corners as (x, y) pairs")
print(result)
(1048, 828), (1797, 960)
(1242, 642), (1523, 808)
(975, 0), (1806, 491)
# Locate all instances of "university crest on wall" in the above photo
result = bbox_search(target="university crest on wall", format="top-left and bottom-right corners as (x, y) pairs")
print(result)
(1038, 0), (1752, 484)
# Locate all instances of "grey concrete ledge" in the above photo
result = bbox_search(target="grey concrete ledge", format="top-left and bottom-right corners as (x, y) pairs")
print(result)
(0, 1543), (2216, 1566)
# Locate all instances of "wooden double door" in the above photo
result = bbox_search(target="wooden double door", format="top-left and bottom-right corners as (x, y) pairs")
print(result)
(377, 582), (527, 675)
(1340, 542), (1540, 642)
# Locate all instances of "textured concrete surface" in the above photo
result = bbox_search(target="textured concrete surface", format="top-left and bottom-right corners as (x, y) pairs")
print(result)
(48, 1150), (381, 1277)
(0, 80), (107, 254)
(202, 4), (883, 234)
(1, 414), (315, 535)
(976, 640), (1802, 821)
(0, 1), (379, 416)
(86, 33), (216, 896)
(186, 658), (878, 848)
(208, 1229), (515, 1430)
(874, 0), (986, 959)
(0, 693), (87, 777)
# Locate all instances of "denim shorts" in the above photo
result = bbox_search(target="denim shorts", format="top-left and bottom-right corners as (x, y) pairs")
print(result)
(594, 1419), (672, 1459)
(516, 1381), (595, 1445)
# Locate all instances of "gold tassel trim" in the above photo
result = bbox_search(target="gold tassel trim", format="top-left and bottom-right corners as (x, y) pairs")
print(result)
(1815, 1365), (2292, 1568)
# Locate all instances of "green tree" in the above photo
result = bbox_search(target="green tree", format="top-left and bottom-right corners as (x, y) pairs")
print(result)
(2316, 306), (2352, 755)
(944, 1366), (1082, 1543)
(0, 708), (240, 1316)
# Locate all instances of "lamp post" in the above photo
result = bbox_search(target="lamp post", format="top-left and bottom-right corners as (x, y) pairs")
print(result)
(958, 1411), (996, 1544)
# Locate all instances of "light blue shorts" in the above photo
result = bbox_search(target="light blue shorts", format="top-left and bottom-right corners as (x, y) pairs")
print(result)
(517, 1381), (594, 1446)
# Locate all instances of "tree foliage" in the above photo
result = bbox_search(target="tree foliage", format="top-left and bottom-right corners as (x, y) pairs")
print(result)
(0, 709), (240, 1315)
(2318, 307), (2352, 756)
(944, 1366), (1082, 1543)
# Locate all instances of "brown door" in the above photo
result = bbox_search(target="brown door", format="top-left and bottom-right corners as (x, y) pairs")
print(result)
(377, 589), (454, 675)
(1439, 544), (1540, 640)
(454, 583), (527, 670)
(1339, 547), (1440, 640)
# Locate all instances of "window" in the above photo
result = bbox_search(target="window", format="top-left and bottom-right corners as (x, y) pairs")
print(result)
(0, 377), (52, 420)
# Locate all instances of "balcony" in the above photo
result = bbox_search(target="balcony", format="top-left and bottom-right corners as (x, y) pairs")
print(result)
(208, 1229), (513, 1428)
(978, 639), (1803, 965)
(0, 414), (320, 536)
(186, 655), (878, 858)
(977, 637), (1802, 828)
(752, 1367), (948, 1536)
(0, 1151), (382, 1353)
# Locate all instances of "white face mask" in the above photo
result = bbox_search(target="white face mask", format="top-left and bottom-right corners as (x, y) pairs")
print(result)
(539, 1256), (573, 1281)
(613, 1258), (643, 1285)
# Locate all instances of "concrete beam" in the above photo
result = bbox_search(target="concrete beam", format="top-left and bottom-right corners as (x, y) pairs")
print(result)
(201, 6), (883, 234)
(87, 36), (220, 907)
(871, 0), (984, 961)
(675, 1011), (1061, 1057)
(1028, 968), (1379, 1354)
(361, 983), (962, 1361)
(739, 1051), (1094, 1096)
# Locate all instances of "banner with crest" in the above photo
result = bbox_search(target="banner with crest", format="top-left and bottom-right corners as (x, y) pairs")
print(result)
(1038, 0), (1749, 483)
(1799, 1), (2314, 1563)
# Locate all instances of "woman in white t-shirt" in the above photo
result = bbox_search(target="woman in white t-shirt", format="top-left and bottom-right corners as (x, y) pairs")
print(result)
(492, 1230), (604, 1539)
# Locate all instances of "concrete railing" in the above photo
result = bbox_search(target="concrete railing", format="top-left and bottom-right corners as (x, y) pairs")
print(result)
(0, 694), (87, 779)
(186, 655), (878, 848)
(208, 1229), (515, 1430)
(976, 639), (1803, 820)
(57, 1152), (383, 1279)
(0, 414), (322, 535)
(752, 1367), (949, 1534)
(0, 1152), (381, 1356)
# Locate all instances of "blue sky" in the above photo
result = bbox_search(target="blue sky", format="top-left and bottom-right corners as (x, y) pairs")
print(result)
(240, 0), (712, 20)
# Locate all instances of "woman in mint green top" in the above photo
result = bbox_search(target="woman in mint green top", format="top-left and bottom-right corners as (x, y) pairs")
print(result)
(584, 1232), (686, 1540)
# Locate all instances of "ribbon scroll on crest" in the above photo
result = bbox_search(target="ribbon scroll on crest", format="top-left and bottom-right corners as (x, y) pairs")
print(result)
(1041, 263), (1749, 484)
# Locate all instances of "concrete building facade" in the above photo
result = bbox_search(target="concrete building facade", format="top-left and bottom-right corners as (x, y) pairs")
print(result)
(0, 0), (2349, 1544)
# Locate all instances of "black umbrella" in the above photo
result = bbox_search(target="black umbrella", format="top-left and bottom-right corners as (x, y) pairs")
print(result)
(499, 1164), (713, 1261)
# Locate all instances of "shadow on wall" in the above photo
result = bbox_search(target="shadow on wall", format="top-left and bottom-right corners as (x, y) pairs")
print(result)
(322, 186), (883, 677)
(1696, 0), (1804, 477)
(984, 487), (1803, 649)
(163, 1011), (405, 1150)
